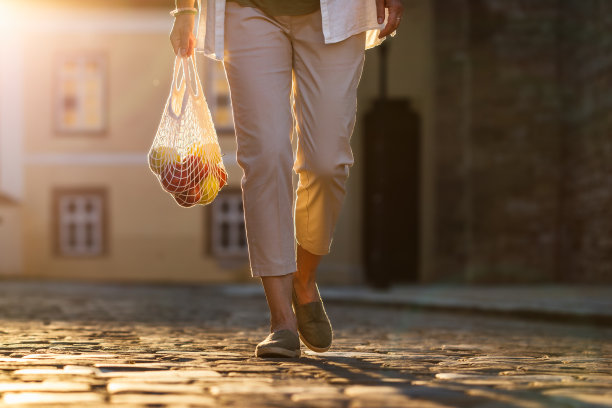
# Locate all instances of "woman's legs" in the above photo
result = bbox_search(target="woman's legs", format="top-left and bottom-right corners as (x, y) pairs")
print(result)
(224, 3), (298, 339)
(261, 274), (297, 332)
(290, 15), (366, 258)
(224, 2), (365, 348)
(260, 244), (322, 334)
(294, 244), (322, 304)
(289, 13), (366, 306)
(223, 3), (296, 279)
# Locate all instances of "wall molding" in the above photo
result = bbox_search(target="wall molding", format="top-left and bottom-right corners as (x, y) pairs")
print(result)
(25, 152), (237, 166)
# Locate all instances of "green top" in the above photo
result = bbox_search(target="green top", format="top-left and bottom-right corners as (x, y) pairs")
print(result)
(226, 0), (320, 16)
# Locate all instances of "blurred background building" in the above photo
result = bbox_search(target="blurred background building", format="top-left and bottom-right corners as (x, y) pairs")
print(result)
(0, 0), (250, 284)
(0, 0), (610, 286)
(434, 0), (612, 284)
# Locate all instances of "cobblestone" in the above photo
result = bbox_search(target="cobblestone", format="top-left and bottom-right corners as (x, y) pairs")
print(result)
(0, 281), (610, 407)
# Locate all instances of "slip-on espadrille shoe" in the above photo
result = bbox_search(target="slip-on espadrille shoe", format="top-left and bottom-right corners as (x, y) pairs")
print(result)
(255, 329), (301, 358)
(292, 285), (333, 353)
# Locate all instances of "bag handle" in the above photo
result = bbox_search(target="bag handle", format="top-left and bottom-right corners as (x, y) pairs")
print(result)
(167, 55), (188, 120)
(172, 54), (186, 93)
(183, 55), (204, 99)
(167, 54), (203, 120)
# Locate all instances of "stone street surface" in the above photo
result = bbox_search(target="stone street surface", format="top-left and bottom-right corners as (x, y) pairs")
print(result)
(0, 281), (610, 407)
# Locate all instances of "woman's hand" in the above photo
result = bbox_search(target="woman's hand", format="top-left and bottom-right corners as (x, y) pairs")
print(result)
(376, 0), (404, 39)
(170, 13), (196, 57)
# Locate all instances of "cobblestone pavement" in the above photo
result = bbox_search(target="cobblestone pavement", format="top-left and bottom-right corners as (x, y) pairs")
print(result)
(0, 281), (610, 407)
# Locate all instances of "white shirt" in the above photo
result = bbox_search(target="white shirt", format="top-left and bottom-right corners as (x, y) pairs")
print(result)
(196, 0), (394, 61)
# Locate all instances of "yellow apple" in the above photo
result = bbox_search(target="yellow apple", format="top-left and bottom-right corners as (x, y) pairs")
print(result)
(203, 143), (222, 165)
(188, 141), (222, 165)
(187, 141), (204, 157)
(198, 173), (220, 205)
(149, 146), (179, 175)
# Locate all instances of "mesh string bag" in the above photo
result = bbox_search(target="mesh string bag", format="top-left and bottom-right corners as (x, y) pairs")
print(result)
(149, 55), (227, 207)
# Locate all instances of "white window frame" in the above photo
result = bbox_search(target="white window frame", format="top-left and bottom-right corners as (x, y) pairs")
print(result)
(54, 188), (107, 257)
(54, 52), (107, 134)
(204, 59), (234, 136)
(208, 189), (248, 258)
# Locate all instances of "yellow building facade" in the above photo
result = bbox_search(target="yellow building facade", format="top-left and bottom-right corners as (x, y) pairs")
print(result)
(0, 1), (436, 284)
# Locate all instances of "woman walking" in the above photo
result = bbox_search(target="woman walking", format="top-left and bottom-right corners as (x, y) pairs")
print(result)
(170, 0), (403, 358)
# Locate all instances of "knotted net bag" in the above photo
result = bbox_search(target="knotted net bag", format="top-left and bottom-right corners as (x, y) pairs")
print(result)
(149, 55), (227, 207)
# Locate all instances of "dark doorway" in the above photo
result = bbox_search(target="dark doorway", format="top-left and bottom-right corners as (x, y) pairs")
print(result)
(362, 44), (421, 288)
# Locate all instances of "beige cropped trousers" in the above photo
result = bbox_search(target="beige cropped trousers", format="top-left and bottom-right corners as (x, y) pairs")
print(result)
(223, 2), (366, 277)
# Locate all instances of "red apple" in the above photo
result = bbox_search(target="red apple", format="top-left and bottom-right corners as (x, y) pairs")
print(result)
(161, 161), (189, 194)
(183, 154), (209, 188)
(173, 184), (202, 208)
(213, 164), (228, 189)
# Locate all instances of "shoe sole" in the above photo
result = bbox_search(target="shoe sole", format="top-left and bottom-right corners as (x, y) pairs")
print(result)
(297, 331), (332, 353)
(255, 346), (301, 358)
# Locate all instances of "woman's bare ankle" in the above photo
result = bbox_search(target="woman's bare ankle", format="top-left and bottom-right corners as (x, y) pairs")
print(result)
(260, 274), (298, 334)
(294, 245), (322, 304)
(293, 273), (318, 305)
(270, 318), (298, 334)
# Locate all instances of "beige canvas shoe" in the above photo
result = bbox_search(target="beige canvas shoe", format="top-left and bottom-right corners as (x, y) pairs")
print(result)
(292, 285), (333, 353)
(255, 330), (301, 358)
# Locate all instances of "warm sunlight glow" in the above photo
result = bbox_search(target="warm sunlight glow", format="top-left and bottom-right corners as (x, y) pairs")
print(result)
(0, 2), (15, 29)
(0, 1), (37, 33)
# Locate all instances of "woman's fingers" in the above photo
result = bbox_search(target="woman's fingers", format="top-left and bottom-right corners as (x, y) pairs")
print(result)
(376, 0), (385, 24)
(187, 35), (196, 57)
(180, 28), (192, 56)
(170, 29), (181, 56)
(378, 0), (404, 39)
(170, 14), (196, 57)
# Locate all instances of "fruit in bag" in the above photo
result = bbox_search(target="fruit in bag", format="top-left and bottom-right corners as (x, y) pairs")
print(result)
(199, 173), (220, 205)
(161, 161), (189, 194)
(183, 154), (209, 188)
(188, 141), (222, 165)
(151, 55), (227, 208)
(149, 146), (179, 175)
(173, 184), (202, 208)
(212, 163), (228, 188)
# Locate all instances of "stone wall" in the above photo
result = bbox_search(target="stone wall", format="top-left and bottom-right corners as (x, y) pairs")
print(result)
(432, 0), (612, 283)
(557, 1), (612, 282)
